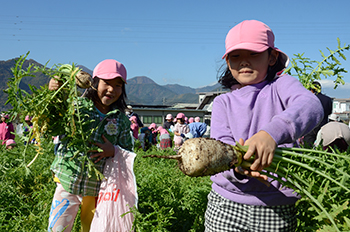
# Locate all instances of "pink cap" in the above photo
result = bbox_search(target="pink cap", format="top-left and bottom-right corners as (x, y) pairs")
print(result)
(159, 129), (169, 135)
(129, 116), (137, 122)
(148, 123), (157, 130)
(165, 114), (173, 120)
(188, 117), (194, 123)
(25, 115), (31, 121)
(222, 20), (289, 67)
(93, 59), (127, 83)
(195, 117), (201, 122)
(6, 139), (16, 147)
(176, 112), (185, 119)
(1, 113), (9, 119)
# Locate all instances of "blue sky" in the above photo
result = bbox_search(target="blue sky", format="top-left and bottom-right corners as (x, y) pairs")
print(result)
(1, 0), (349, 98)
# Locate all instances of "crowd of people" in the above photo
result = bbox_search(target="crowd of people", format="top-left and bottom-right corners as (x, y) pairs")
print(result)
(126, 110), (209, 151)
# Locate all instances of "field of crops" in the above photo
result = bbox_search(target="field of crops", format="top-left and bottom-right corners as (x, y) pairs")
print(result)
(0, 138), (212, 232)
(1, 137), (349, 232)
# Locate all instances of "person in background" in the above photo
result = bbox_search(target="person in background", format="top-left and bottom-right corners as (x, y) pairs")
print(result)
(188, 116), (207, 138)
(157, 126), (172, 150)
(129, 116), (139, 140)
(139, 126), (152, 151)
(315, 113), (350, 152)
(188, 117), (194, 124)
(126, 105), (143, 128)
(23, 115), (35, 144)
(148, 123), (158, 145)
(0, 113), (15, 145)
(205, 20), (323, 232)
(163, 114), (174, 130)
(6, 139), (16, 149)
(173, 113), (190, 148)
(302, 81), (333, 147)
(47, 59), (133, 232)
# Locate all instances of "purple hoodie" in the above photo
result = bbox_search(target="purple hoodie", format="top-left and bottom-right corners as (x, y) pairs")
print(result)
(210, 74), (324, 206)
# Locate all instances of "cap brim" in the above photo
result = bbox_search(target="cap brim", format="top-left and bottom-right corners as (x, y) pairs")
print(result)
(94, 73), (127, 83)
(222, 43), (269, 59)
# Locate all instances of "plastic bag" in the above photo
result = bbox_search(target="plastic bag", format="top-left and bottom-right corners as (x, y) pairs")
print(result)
(90, 146), (138, 232)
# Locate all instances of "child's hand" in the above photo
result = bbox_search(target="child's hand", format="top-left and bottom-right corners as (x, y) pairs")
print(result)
(90, 135), (115, 163)
(234, 137), (270, 185)
(243, 130), (276, 171)
(48, 76), (62, 91)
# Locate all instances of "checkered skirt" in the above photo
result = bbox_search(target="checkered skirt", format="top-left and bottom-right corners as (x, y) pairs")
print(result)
(204, 190), (297, 232)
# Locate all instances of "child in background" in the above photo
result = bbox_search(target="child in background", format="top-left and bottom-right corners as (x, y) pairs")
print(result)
(129, 115), (139, 140)
(149, 123), (158, 145)
(173, 113), (190, 148)
(163, 114), (174, 130)
(205, 20), (324, 232)
(5, 139), (16, 149)
(139, 126), (152, 151)
(0, 113), (15, 145)
(23, 115), (35, 144)
(188, 116), (207, 138)
(157, 126), (172, 149)
(48, 59), (133, 232)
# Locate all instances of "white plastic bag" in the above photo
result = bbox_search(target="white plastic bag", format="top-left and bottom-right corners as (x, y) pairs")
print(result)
(90, 146), (138, 232)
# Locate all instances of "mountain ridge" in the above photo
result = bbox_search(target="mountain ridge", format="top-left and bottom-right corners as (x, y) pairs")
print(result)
(0, 58), (222, 111)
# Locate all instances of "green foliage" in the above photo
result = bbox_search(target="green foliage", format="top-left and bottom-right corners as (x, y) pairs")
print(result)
(4, 52), (103, 180)
(2, 138), (350, 231)
(132, 145), (211, 231)
(285, 38), (349, 90)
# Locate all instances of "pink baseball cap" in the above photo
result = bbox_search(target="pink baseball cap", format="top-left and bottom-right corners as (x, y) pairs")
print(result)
(194, 117), (201, 122)
(6, 139), (16, 147)
(176, 112), (185, 119)
(165, 114), (173, 120)
(222, 20), (289, 68)
(188, 117), (194, 123)
(129, 116), (137, 122)
(93, 59), (127, 83)
(25, 115), (32, 121)
(148, 123), (157, 130)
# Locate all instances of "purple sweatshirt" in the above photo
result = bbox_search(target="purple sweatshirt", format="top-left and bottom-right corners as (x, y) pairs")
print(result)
(210, 74), (324, 206)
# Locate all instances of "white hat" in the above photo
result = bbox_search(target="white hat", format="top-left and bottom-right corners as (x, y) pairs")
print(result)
(328, 113), (339, 121)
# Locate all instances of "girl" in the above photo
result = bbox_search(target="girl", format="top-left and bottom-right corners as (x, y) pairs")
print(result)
(149, 123), (158, 145)
(173, 112), (190, 148)
(130, 115), (139, 139)
(48, 59), (133, 232)
(157, 126), (172, 150)
(0, 113), (15, 145)
(204, 20), (324, 232)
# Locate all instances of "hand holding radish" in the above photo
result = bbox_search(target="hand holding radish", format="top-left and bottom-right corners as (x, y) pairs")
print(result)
(48, 77), (62, 91)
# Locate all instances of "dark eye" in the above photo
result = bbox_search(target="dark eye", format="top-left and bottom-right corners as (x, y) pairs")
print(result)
(229, 54), (239, 59)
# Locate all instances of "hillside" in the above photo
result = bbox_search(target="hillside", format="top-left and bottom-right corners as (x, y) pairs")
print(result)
(0, 58), (221, 111)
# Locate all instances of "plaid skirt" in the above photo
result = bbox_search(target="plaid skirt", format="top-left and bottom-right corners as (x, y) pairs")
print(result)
(160, 138), (172, 149)
(204, 190), (297, 232)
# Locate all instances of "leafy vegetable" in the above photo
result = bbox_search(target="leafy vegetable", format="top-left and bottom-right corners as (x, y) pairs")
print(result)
(4, 52), (103, 180)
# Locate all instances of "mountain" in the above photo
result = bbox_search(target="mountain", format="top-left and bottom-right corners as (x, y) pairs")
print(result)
(0, 58), (50, 111)
(126, 76), (199, 105)
(0, 58), (220, 111)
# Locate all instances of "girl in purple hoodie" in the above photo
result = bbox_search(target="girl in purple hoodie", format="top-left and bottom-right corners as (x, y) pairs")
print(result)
(204, 20), (324, 232)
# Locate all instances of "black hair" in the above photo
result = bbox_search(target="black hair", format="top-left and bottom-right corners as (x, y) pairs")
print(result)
(218, 48), (286, 89)
(83, 77), (128, 112)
